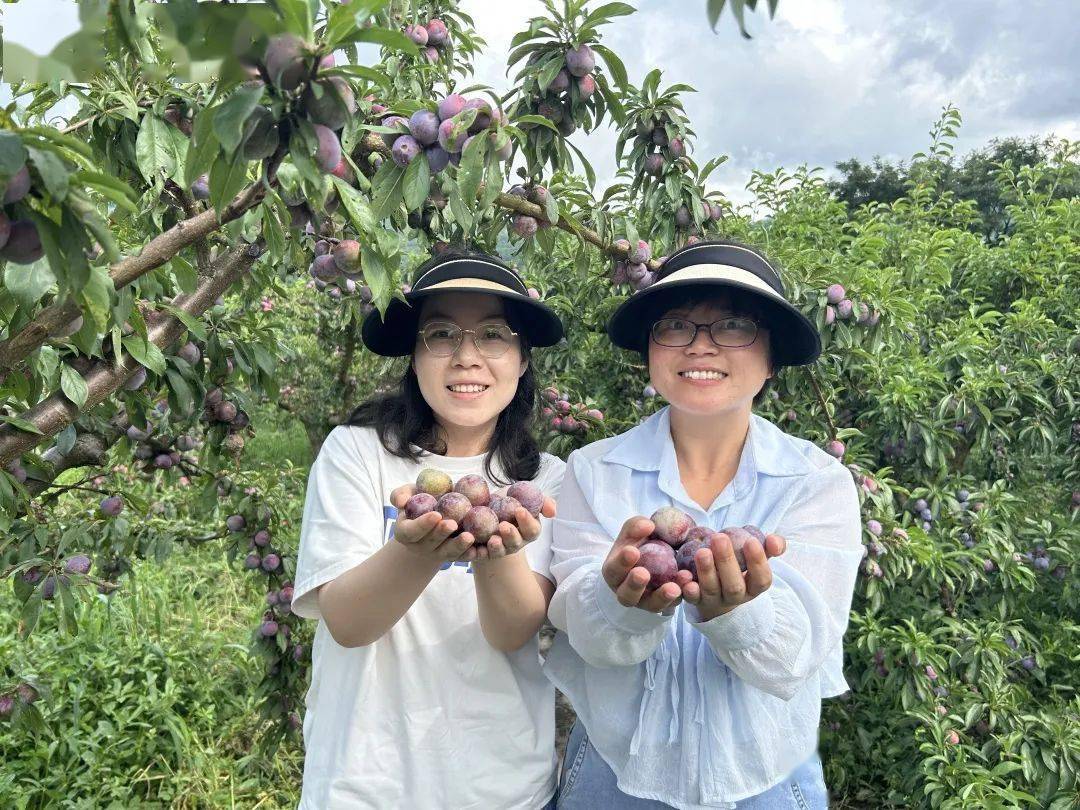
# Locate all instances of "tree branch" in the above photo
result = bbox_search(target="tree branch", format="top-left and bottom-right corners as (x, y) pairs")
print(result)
(0, 182), (266, 377)
(0, 242), (263, 468)
(356, 133), (662, 270)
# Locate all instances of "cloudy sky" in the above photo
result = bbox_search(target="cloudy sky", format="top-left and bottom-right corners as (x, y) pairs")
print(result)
(3, 0), (1077, 204)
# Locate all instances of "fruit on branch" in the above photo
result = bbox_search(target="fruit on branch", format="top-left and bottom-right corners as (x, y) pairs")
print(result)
(404, 23), (429, 46)
(550, 69), (570, 93)
(123, 366), (148, 391)
(577, 75), (596, 99)
(0, 220), (43, 264)
(178, 342), (201, 365)
(644, 153), (664, 176)
(408, 109), (441, 146)
(437, 118), (468, 153)
(826, 284), (845, 304)
(668, 137), (685, 158)
(565, 44), (596, 77)
(422, 47), (439, 63)
(242, 107), (280, 160)
(190, 174), (211, 200)
(311, 254), (340, 281)
(628, 240), (652, 264)
(265, 33), (310, 91)
(380, 115), (408, 147)
(825, 439), (845, 459)
(3, 165), (32, 204)
(512, 215), (538, 238)
(313, 124), (342, 172)
(675, 205), (691, 228)
(100, 495), (124, 517)
(426, 19), (449, 46)
(332, 239), (361, 272)
(302, 77), (356, 131)
(437, 94), (466, 120)
(392, 134), (422, 166)
(425, 145), (451, 174)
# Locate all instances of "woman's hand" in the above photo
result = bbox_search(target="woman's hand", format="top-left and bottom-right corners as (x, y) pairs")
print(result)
(681, 531), (787, 622)
(389, 485), (556, 563)
(480, 496), (556, 560)
(602, 517), (694, 613)
(389, 485), (474, 563)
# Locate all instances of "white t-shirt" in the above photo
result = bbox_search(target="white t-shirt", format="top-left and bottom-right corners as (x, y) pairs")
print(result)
(292, 425), (565, 810)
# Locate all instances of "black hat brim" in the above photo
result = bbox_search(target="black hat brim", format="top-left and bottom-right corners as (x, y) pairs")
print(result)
(608, 277), (821, 367)
(362, 285), (564, 357)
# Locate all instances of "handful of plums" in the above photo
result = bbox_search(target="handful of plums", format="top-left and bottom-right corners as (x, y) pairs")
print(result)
(638, 506), (767, 589)
(403, 468), (544, 545)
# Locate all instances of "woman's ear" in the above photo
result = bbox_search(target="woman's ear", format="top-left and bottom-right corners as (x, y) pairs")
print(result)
(519, 356), (529, 377)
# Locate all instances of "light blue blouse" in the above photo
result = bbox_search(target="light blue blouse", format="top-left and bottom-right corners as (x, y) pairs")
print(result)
(544, 407), (864, 808)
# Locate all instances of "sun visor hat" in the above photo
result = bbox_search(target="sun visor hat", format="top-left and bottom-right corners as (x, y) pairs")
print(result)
(361, 253), (565, 357)
(607, 241), (821, 366)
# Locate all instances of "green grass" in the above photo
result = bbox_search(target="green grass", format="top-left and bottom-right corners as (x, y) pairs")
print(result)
(0, 545), (304, 809)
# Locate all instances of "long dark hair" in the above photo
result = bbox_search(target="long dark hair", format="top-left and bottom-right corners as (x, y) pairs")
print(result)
(347, 292), (542, 485)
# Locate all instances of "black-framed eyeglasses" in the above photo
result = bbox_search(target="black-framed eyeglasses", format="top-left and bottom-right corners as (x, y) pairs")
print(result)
(418, 321), (520, 358)
(650, 316), (760, 348)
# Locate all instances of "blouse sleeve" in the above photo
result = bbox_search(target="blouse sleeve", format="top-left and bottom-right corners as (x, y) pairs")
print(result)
(547, 451), (673, 668)
(684, 461), (864, 700)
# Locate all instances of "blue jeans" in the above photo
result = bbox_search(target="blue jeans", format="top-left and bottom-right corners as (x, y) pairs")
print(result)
(556, 722), (829, 809)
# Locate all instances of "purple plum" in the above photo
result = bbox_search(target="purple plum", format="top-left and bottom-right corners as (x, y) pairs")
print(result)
(436, 492), (471, 525)
(650, 507), (695, 547)
(507, 481), (544, 517)
(826, 284), (845, 304)
(408, 109), (440, 145)
(637, 540), (678, 590)
(462, 505), (499, 544)
(3, 165), (31, 204)
(565, 44), (595, 77)
(455, 474), (490, 506)
(437, 94), (466, 120)
(405, 492), (438, 519)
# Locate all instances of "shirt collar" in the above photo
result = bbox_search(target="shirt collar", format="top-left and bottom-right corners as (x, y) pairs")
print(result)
(602, 406), (815, 479)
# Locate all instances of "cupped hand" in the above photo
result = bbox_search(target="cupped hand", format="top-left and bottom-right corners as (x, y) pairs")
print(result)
(680, 532), (787, 621)
(601, 517), (692, 613)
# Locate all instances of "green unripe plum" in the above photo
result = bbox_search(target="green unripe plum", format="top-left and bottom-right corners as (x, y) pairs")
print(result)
(416, 468), (453, 497)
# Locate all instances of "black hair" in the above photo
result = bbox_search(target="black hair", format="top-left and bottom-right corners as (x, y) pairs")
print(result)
(346, 249), (542, 484)
(640, 239), (782, 405)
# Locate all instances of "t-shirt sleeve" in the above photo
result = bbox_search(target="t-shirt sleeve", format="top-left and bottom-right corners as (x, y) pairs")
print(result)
(291, 427), (387, 620)
(523, 453), (565, 584)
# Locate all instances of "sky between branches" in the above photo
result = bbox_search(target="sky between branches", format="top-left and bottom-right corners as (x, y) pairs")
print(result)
(3, 0), (1077, 206)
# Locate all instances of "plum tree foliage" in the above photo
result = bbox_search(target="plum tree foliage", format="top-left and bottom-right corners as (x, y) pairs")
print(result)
(0, 0), (1078, 806)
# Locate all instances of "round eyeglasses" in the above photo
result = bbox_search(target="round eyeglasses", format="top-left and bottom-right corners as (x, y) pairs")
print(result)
(418, 321), (519, 358)
(650, 316), (760, 348)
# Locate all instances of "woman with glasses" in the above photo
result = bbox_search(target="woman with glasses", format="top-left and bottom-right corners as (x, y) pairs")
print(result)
(544, 240), (864, 808)
(291, 250), (566, 809)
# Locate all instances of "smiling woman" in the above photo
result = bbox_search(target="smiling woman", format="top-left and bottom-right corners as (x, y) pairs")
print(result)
(289, 249), (567, 810)
(544, 239), (864, 809)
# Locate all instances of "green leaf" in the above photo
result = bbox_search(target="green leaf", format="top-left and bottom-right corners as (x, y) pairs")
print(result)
(261, 199), (284, 259)
(135, 114), (176, 183)
(208, 152), (250, 217)
(71, 170), (139, 213)
(0, 415), (44, 435)
(457, 135), (487, 207)
(337, 26), (419, 53)
(59, 361), (89, 408)
(582, 3), (637, 31)
(79, 264), (113, 331)
(331, 177), (377, 233)
(537, 56), (565, 92)
(122, 336), (167, 376)
(185, 108), (220, 188)
(360, 242), (391, 310)
(0, 131), (29, 181)
(402, 153), (431, 211)
(164, 368), (194, 417)
(159, 303), (208, 341)
(170, 254), (198, 294)
(514, 114), (561, 133)
(212, 82), (265, 157)
(3, 258), (57, 309)
(19, 595), (42, 639)
(369, 159), (406, 222)
(25, 146), (70, 199)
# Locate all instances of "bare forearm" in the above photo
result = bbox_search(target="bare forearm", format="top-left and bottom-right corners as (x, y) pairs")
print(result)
(472, 553), (551, 652)
(317, 541), (442, 647)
